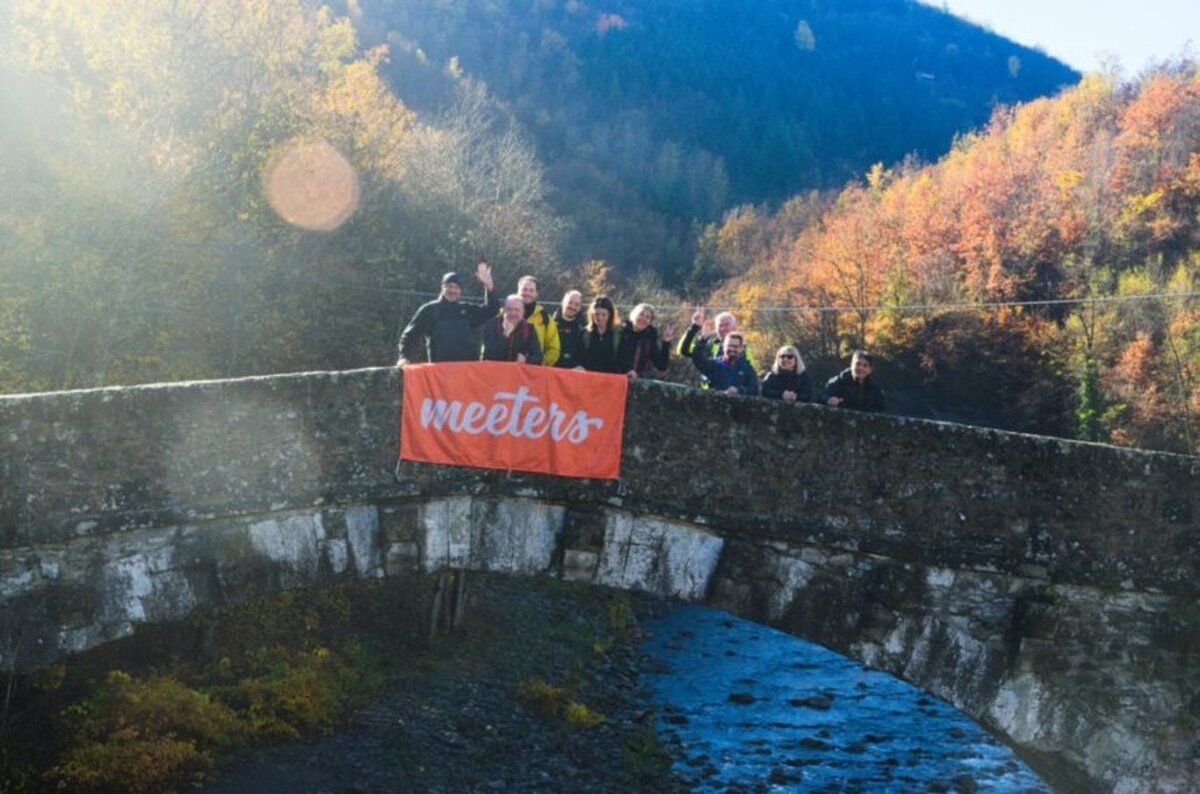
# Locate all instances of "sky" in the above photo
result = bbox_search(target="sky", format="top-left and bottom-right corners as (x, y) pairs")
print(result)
(927, 0), (1198, 75)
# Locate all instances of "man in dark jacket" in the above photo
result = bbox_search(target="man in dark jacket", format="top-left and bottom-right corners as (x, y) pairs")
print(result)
(690, 332), (758, 395)
(820, 350), (887, 412)
(481, 295), (543, 364)
(396, 263), (496, 366)
(553, 290), (586, 369)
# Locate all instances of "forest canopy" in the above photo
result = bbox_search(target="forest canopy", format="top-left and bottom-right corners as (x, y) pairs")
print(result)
(0, 0), (561, 392)
(711, 65), (1200, 454)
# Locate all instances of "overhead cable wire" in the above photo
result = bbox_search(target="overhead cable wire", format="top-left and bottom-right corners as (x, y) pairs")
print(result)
(304, 280), (1200, 314)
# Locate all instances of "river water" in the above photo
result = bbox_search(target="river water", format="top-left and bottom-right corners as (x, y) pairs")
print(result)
(640, 605), (1048, 792)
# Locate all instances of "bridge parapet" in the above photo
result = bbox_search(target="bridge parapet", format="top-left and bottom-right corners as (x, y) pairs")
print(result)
(3, 367), (1196, 590)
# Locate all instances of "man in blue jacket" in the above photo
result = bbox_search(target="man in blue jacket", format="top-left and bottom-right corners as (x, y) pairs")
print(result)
(690, 332), (758, 395)
(396, 263), (496, 366)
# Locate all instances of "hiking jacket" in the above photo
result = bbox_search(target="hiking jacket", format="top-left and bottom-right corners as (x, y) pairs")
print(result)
(690, 345), (759, 395)
(677, 323), (755, 386)
(552, 310), (586, 369)
(524, 304), (561, 366)
(579, 327), (623, 373)
(819, 369), (887, 412)
(761, 369), (813, 402)
(481, 318), (543, 364)
(618, 321), (670, 377)
(397, 293), (499, 363)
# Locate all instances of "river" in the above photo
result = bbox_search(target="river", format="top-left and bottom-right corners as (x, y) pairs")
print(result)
(640, 604), (1047, 792)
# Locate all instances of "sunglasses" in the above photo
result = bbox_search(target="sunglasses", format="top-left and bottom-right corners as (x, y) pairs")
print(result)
(779, 353), (796, 359)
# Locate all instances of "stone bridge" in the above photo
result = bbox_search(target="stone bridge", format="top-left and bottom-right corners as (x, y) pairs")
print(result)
(1, 367), (1197, 792)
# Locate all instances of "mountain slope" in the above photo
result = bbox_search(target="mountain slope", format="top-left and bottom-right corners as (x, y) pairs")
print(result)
(358, 0), (1079, 276)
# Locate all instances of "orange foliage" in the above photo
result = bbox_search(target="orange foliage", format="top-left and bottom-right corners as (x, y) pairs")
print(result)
(717, 64), (1200, 452)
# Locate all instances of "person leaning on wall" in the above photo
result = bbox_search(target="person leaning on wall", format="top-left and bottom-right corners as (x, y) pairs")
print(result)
(819, 349), (887, 412)
(618, 303), (674, 380)
(553, 289), (586, 370)
(396, 263), (496, 367)
(689, 330), (758, 396)
(481, 294), (543, 364)
(677, 307), (755, 387)
(579, 296), (624, 373)
(516, 275), (560, 366)
(760, 345), (812, 403)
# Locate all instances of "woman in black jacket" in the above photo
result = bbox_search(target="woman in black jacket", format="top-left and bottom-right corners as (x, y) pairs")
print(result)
(579, 296), (624, 373)
(760, 345), (812, 403)
(619, 303), (673, 379)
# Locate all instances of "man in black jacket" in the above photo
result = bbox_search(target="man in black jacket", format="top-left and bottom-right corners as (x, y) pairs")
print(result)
(820, 350), (887, 413)
(553, 290), (586, 369)
(396, 263), (496, 366)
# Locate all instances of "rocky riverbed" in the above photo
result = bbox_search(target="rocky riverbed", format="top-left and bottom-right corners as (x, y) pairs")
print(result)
(202, 575), (682, 792)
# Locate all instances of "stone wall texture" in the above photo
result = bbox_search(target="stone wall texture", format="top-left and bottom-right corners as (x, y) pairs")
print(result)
(1, 367), (1197, 792)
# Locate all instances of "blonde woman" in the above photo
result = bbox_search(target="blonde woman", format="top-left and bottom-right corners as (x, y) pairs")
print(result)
(760, 345), (812, 403)
(619, 303), (674, 379)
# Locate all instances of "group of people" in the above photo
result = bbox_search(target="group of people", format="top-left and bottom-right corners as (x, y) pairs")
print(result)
(396, 263), (887, 413)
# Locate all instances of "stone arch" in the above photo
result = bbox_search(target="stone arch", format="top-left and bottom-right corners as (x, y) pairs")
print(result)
(1, 367), (1196, 792)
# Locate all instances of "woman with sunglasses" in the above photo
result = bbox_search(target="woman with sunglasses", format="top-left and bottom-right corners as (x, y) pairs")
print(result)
(761, 345), (812, 403)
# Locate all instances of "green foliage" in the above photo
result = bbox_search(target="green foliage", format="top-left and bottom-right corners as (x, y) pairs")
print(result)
(366, 0), (1076, 277)
(6, 581), (409, 791)
(621, 720), (674, 786)
(50, 671), (241, 792)
(0, 746), (36, 793)
(236, 650), (344, 739)
(50, 737), (210, 794)
(517, 677), (567, 718)
(563, 701), (604, 728)
(516, 678), (604, 729)
(63, 671), (242, 747)
(0, 0), (560, 395)
(1076, 356), (1108, 442)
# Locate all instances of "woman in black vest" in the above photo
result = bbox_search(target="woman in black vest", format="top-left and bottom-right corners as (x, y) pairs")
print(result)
(579, 296), (623, 373)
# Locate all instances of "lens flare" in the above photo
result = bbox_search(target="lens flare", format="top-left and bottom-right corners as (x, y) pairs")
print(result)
(262, 138), (360, 231)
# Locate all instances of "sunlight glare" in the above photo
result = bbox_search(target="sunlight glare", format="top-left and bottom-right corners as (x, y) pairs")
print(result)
(262, 138), (360, 231)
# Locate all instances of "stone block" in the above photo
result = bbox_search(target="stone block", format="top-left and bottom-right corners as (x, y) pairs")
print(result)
(378, 501), (421, 543)
(470, 498), (562, 575)
(344, 505), (383, 577)
(385, 541), (419, 574)
(419, 496), (472, 572)
(246, 512), (325, 588)
(562, 549), (599, 582)
(595, 511), (723, 600)
(561, 507), (607, 551)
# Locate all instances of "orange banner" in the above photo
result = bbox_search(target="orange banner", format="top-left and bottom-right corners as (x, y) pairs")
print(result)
(400, 361), (628, 480)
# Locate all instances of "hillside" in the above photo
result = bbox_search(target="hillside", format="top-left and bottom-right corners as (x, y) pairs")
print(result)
(711, 65), (1200, 454)
(357, 0), (1078, 278)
